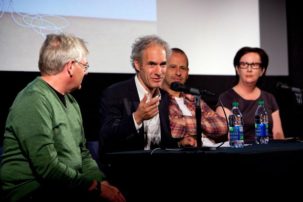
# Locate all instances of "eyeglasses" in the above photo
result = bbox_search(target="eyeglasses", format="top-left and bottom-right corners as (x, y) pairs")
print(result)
(239, 62), (262, 69)
(74, 60), (89, 72)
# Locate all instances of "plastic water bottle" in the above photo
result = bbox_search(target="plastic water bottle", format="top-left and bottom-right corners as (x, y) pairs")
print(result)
(228, 114), (237, 147)
(255, 99), (269, 144)
(229, 101), (244, 148)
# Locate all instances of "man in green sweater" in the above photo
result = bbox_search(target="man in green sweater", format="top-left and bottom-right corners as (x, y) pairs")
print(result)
(0, 33), (125, 202)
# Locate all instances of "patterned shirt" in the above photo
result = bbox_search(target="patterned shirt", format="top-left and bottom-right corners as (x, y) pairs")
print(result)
(169, 93), (227, 140)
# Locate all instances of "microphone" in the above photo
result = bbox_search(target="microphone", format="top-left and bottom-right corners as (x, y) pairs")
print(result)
(276, 82), (303, 93)
(170, 82), (215, 96)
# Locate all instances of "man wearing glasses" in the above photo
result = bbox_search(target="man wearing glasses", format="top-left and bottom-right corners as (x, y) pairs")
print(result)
(0, 33), (125, 202)
(215, 46), (285, 143)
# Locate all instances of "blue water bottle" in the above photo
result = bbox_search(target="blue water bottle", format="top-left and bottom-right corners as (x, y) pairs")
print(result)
(229, 101), (244, 148)
(255, 99), (269, 144)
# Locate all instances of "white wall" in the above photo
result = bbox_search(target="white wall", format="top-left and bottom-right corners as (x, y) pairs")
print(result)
(158, 0), (260, 75)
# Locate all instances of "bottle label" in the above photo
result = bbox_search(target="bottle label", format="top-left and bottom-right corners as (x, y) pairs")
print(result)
(229, 125), (244, 146)
(229, 126), (237, 141)
(234, 125), (244, 140)
(255, 123), (268, 137)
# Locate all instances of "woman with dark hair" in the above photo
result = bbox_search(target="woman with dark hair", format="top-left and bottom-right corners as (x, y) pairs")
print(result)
(216, 47), (284, 143)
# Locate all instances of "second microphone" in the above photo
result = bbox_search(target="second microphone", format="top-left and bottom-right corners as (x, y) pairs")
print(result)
(170, 82), (215, 96)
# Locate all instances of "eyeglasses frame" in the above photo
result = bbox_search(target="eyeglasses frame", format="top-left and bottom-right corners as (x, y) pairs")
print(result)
(238, 61), (262, 69)
(74, 60), (89, 72)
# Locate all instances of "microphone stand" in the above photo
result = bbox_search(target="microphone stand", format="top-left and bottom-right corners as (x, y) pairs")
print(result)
(194, 95), (202, 148)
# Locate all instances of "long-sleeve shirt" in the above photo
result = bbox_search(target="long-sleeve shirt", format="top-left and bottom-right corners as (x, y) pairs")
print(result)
(169, 93), (228, 140)
(0, 77), (104, 201)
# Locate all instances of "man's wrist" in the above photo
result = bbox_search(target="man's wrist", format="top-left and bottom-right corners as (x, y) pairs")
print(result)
(133, 112), (142, 129)
(88, 180), (101, 195)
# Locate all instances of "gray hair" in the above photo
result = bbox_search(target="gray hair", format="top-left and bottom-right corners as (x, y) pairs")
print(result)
(130, 35), (170, 70)
(38, 33), (89, 75)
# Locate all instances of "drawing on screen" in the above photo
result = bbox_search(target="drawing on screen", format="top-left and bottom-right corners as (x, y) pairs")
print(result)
(0, 0), (69, 37)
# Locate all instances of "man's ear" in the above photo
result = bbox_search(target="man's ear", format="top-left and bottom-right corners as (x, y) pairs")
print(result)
(66, 61), (74, 77)
(134, 60), (141, 72)
(185, 68), (190, 80)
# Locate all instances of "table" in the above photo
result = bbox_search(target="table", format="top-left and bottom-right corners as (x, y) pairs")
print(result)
(103, 140), (303, 201)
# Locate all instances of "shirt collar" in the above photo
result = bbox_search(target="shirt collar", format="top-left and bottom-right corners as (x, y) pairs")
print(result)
(135, 75), (161, 101)
(169, 91), (194, 102)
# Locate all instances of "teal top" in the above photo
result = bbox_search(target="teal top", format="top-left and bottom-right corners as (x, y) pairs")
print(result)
(0, 77), (104, 201)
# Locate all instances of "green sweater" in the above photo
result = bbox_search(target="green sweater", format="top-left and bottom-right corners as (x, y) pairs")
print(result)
(0, 77), (104, 201)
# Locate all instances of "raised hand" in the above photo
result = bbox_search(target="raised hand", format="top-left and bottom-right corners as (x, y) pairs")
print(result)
(133, 94), (160, 125)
